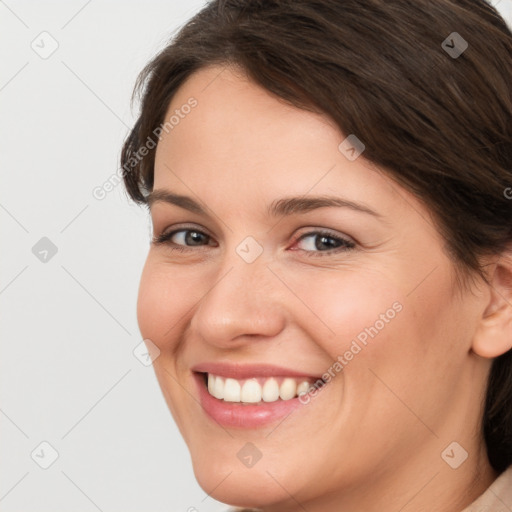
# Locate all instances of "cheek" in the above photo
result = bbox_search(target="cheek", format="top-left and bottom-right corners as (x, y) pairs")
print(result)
(281, 266), (406, 361)
(136, 256), (204, 348)
(327, 262), (466, 421)
(286, 261), (462, 396)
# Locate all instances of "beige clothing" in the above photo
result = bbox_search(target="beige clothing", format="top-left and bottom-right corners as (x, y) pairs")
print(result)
(462, 465), (512, 511)
(229, 465), (512, 511)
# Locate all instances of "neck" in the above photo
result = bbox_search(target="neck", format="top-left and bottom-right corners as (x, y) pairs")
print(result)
(263, 437), (498, 512)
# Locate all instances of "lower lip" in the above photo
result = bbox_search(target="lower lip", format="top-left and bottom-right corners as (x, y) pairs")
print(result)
(193, 373), (317, 428)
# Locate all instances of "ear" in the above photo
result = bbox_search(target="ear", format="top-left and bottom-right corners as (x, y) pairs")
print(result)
(472, 253), (512, 358)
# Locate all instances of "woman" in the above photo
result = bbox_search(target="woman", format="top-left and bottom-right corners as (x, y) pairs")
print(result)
(121, 1), (512, 510)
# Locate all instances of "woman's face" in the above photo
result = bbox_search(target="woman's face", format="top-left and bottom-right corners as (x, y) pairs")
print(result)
(137, 65), (490, 509)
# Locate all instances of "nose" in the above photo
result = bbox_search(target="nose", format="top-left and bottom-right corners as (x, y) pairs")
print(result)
(190, 254), (287, 349)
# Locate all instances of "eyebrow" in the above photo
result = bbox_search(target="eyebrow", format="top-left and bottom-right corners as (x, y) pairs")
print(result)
(146, 189), (381, 218)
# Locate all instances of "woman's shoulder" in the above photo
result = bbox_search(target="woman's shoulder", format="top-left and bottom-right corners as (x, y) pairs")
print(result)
(462, 465), (512, 511)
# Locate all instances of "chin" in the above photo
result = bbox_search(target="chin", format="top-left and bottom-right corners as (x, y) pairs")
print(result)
(193, 464), (283, 508)
(189, 445), (298, 509)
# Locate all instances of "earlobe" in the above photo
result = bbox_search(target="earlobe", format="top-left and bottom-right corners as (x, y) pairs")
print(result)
(472, 310), (512, 358)
(472, 258), (512, 359)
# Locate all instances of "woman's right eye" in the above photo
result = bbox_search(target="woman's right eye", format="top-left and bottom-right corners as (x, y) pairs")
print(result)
(153, 228), (213, 249)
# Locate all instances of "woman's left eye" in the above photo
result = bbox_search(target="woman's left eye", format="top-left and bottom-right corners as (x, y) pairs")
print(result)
(293, 231), (355, 255)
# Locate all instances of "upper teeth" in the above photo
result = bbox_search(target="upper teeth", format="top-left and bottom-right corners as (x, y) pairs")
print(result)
(207, 373), (314, 403)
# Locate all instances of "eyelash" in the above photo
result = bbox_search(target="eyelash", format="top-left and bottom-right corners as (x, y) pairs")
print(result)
(152, 227), (356, 257)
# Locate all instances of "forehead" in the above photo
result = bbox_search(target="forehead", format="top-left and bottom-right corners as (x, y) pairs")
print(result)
(152, 65), (427, 229)
(157, 67), (363, 184)
(158, 65), (341, 164)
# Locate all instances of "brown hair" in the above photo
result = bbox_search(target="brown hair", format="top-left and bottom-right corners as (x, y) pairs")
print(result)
(121, 0), (512, 472)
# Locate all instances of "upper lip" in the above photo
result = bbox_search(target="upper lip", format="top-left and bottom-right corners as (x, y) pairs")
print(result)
(191, 362), (324, 380)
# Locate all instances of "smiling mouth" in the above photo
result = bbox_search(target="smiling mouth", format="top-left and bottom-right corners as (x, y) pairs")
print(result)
(199, 372), (326, 404)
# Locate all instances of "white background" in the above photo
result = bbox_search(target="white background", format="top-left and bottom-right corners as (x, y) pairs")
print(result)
(1, 1), (511, 511)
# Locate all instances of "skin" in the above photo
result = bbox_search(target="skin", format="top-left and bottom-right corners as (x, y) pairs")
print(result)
(137, 64), (512, 511)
